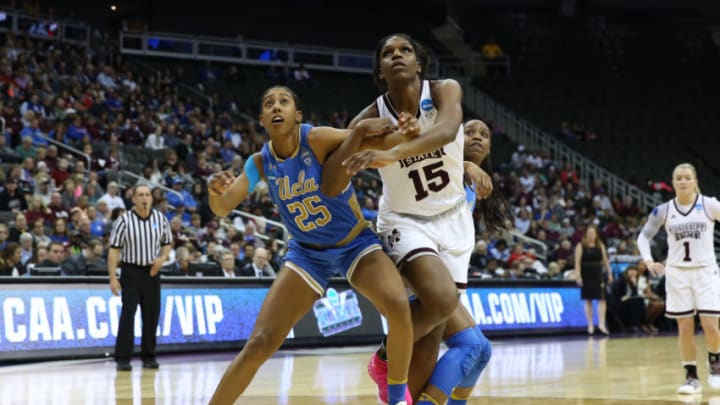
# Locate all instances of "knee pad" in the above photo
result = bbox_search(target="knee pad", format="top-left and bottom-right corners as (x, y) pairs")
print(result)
(446, 325), (492, 379)
(427, 326), (492, 395)
(456, 326), (491, 388)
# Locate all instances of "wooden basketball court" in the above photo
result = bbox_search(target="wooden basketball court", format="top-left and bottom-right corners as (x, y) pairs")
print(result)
(0, 334), (716, 404)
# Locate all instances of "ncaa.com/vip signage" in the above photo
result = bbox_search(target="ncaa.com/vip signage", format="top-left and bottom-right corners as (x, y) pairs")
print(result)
(0, 280), (586, 360)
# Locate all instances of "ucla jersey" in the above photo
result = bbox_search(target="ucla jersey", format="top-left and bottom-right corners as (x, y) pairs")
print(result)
(465, 181), (476, 212)
(375, 80), (465, 217)
(261, 124), (366, 247)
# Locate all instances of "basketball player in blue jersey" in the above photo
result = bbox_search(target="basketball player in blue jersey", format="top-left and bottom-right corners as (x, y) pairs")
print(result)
(206, 86), (418, 405)
(414, 119), (511, 404)
(637, 163), (720, 395)
(338, 33), (499, 404)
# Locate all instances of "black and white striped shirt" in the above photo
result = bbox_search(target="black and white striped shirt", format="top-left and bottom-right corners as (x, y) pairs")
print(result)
(109, 209), (173, 266)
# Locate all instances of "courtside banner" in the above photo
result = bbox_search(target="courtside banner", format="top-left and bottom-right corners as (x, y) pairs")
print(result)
(0, 279), (385, 360)
(461, 284), (588, 335)
(0, 279), (585, 360)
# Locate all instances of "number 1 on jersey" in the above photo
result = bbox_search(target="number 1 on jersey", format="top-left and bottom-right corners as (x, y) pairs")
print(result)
(683, 241), (691, 262)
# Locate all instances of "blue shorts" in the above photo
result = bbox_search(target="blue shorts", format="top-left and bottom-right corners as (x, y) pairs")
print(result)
(283, 227), (383, 295)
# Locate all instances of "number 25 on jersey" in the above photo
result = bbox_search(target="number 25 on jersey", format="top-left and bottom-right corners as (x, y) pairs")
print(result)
(287, 196), (332, 232)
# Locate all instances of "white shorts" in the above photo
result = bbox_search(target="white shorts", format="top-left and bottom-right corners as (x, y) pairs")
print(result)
(376, 201), (474, 286)
(665, 264), (720, 318)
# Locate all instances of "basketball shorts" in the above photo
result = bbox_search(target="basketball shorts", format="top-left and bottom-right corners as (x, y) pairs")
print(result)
(376, 200), (474, 286)
(283, 227), (382, 296)
(665, 263), (720, 318)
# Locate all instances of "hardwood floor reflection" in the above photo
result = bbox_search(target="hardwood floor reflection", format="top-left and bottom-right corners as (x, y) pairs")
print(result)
(1, 335), (719, 404)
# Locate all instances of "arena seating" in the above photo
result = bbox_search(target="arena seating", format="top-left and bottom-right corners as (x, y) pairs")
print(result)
(461, 10), (720, 194)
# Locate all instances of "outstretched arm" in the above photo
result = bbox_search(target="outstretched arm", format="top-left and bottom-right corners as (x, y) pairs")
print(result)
(320, 115), (419, 197)
(208, 154), (262, 217)
(344, 79), (463, 173)
(388, 79), (463, 158)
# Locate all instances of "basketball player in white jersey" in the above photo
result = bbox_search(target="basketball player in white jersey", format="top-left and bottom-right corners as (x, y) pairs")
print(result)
(340, 34), (494, 403)
(637, 163), (720, 395)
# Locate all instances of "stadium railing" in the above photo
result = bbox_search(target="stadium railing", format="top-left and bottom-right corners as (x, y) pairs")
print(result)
(461, 81), (662, 213)
(0, 8), (89, 47)
(231, 209), (288, 246)
(38, 134), (91, 173)
(118, 30), (440, 77)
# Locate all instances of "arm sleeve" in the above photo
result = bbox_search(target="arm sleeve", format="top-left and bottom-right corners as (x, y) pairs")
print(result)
(108, 217), (126, 249)
(636, 203), (667, 263)
(244, 155), (261, 194)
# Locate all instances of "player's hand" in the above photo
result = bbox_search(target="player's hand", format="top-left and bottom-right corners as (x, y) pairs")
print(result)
(110, 278), (121, 296)
(150, 258), (164, 277)
(358, 117), (397, 137)
(576, 277), (583, 287)
(207, 171), (235, 196)
(397, 112), (420, 140)
(343, 149), (397, 174)
(465, 162), (493, 199)
(646, 261), (665, 276)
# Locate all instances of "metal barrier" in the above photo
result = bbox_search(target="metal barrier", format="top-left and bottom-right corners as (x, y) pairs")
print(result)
(231, 209), (288, 246)
(511, 231), (548, 262)
(119, 30), (439, 77)
(461, 81), (662, 213)
(0, 8), (89, 47)
(118, 170), (184, 201)
(177, 83), (213, 111)
(38, 134), (91, 174)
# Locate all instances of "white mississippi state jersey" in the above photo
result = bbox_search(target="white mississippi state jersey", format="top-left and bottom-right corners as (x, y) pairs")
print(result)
(375, 80), (465, 217)
(638, 195), (720, 268)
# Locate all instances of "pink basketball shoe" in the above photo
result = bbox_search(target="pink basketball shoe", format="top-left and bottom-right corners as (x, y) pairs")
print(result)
(367, 352), (413, 404)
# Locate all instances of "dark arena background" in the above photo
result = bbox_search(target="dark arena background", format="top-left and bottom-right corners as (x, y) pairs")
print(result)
(1, 0), (720, 403)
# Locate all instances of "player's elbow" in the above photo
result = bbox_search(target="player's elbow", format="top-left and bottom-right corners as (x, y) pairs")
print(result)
(209, 199), (231, 217)
(320, 183), (343, 198)
(436, 121), (461, 144)
(437, 129), (456, 144)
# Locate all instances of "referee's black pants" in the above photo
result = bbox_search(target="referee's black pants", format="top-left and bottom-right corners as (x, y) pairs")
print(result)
(115, 263), (161, 363)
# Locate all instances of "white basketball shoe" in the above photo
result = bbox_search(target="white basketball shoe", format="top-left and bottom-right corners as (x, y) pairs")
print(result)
(709, 359), (720, 389)
(678, 377), (702, 394)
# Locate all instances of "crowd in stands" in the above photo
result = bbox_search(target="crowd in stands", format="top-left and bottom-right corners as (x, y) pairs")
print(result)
(0, 30), (380, 280)
(0, 29), (668, 334)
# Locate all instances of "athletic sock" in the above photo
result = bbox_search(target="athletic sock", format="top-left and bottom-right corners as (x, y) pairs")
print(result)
(417, 393), (440, 404)
(387, 378), (407, 405)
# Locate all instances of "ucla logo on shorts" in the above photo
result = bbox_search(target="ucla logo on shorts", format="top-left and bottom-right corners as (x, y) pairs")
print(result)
(420, 98), (433, 111)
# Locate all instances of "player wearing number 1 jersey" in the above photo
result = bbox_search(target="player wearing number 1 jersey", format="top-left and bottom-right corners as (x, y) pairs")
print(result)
(206, 86), (416, 405)
(637, 163), (720, 395)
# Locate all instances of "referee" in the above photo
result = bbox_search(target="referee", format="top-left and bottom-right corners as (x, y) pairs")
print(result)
(108, 184), (172, 371)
